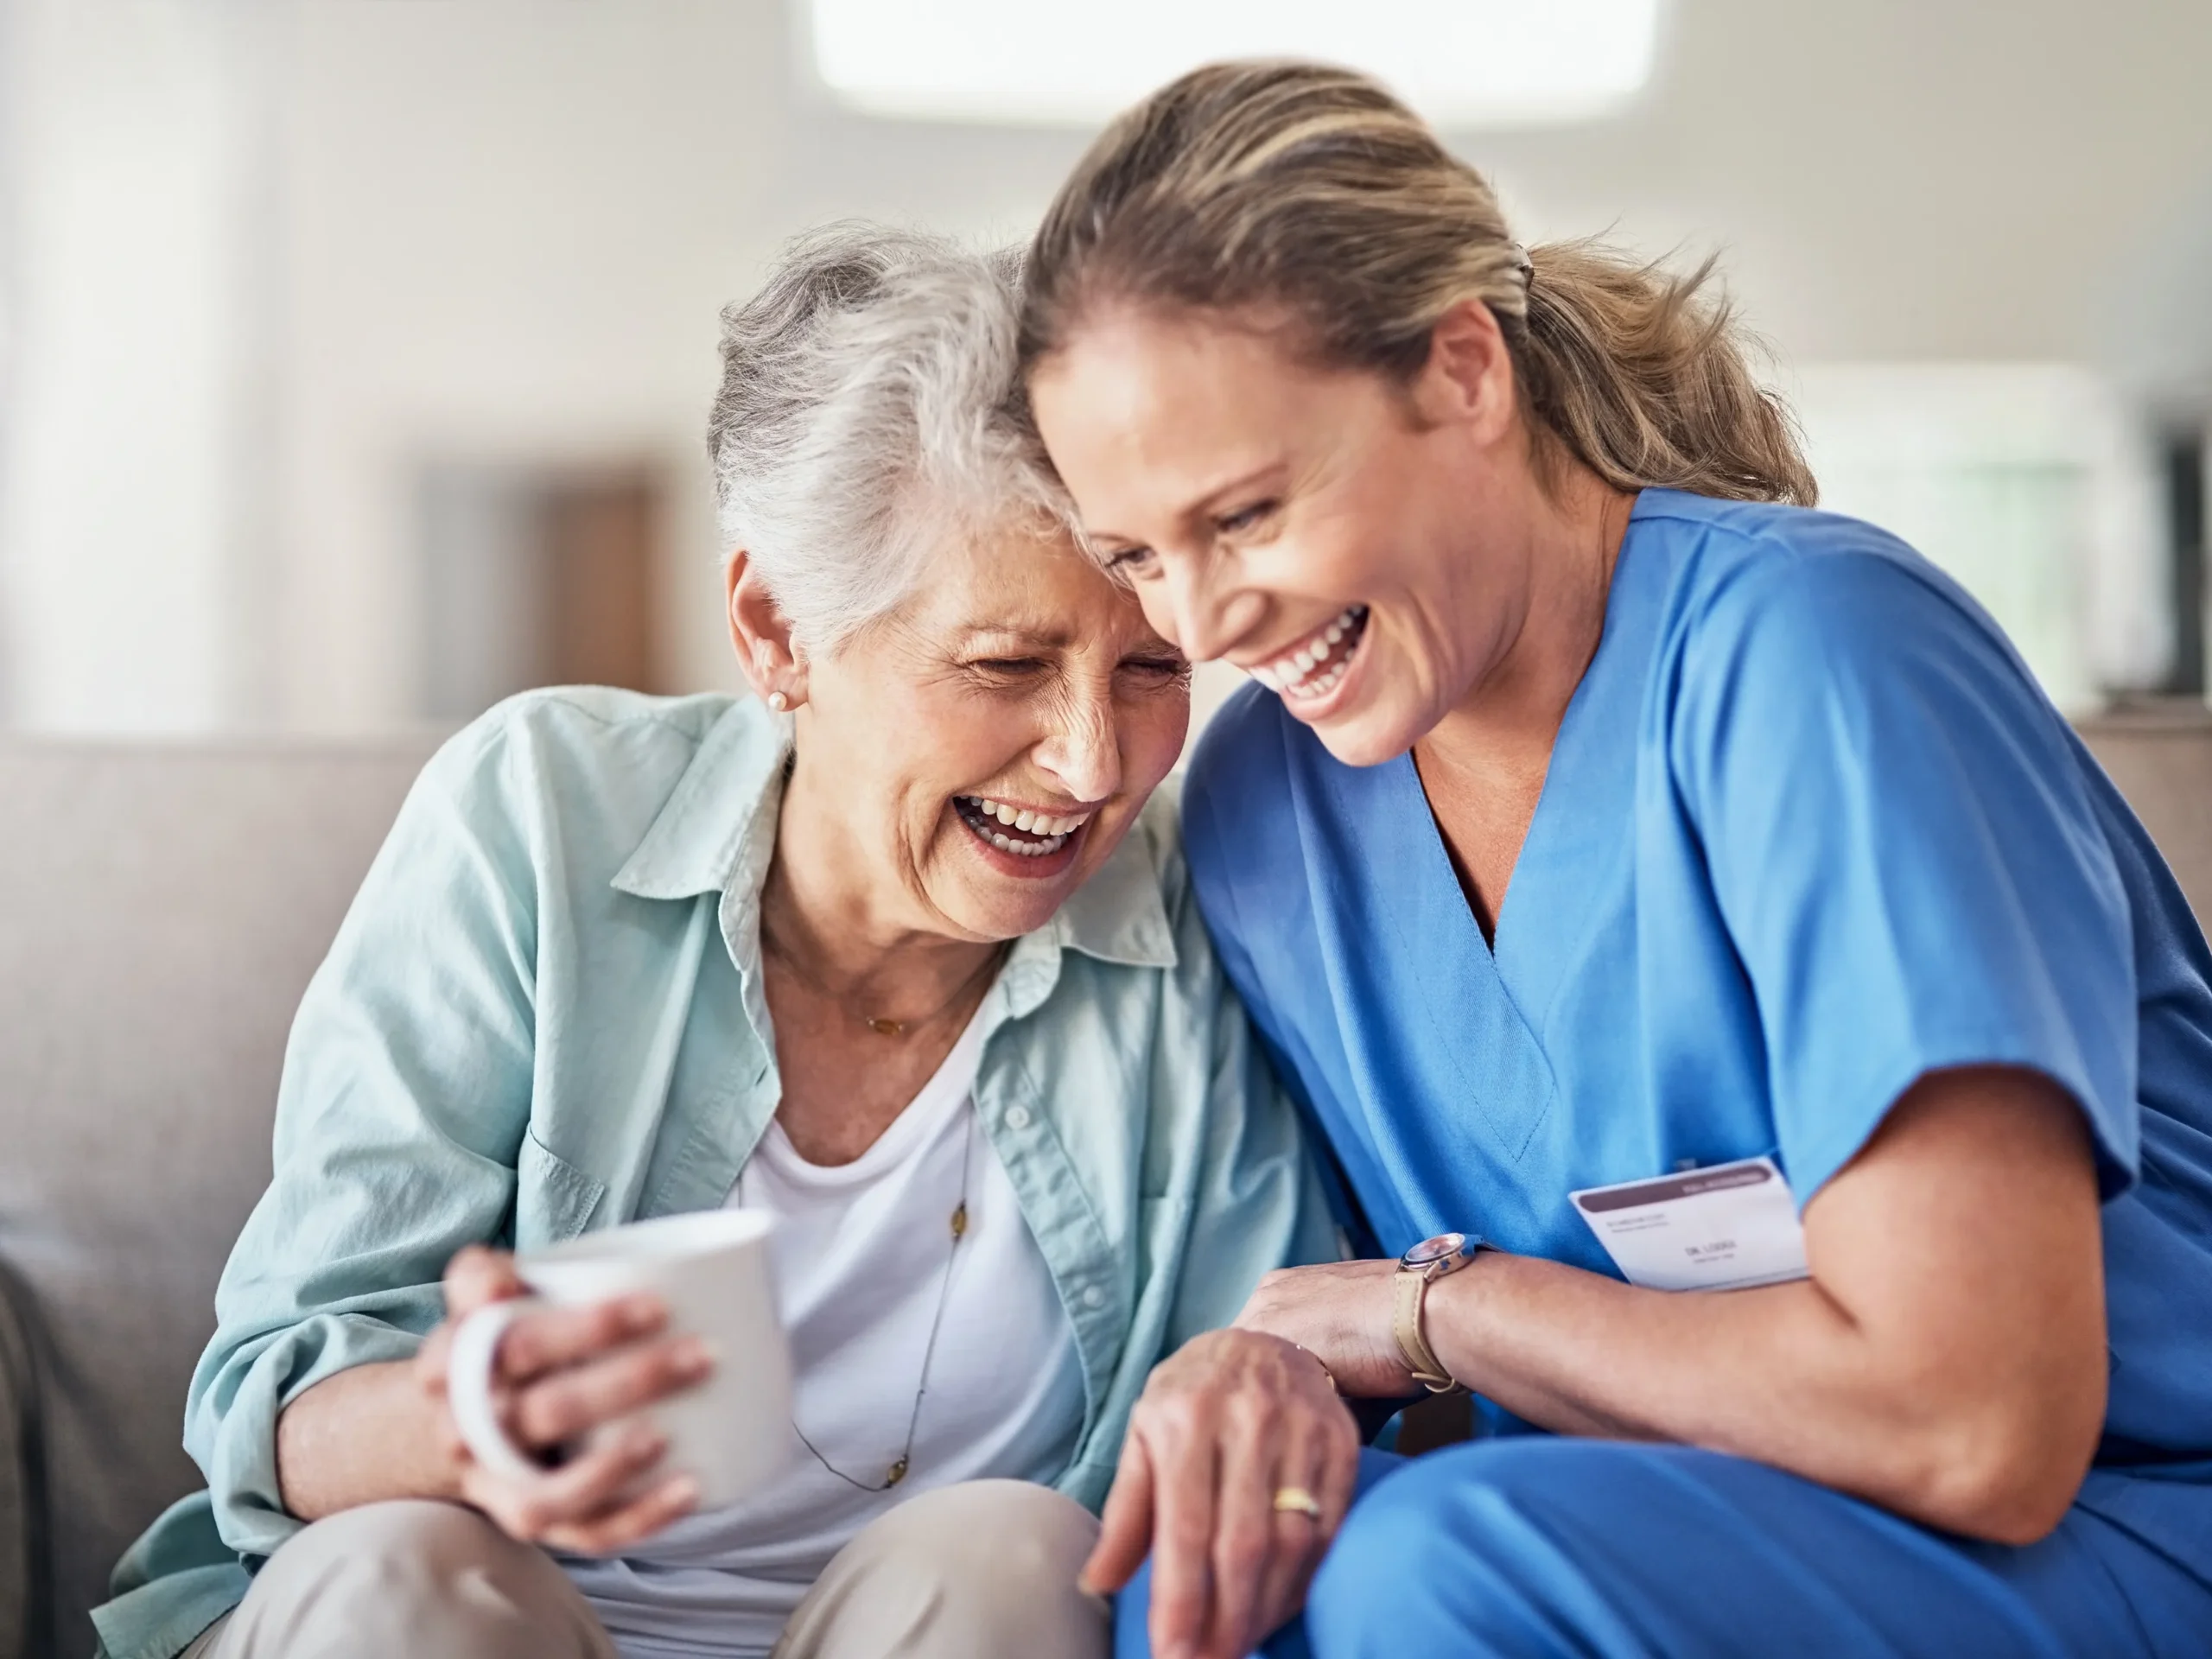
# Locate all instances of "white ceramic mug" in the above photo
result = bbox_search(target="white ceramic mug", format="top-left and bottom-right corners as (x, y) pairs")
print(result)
(446, 1209), (791, 1510)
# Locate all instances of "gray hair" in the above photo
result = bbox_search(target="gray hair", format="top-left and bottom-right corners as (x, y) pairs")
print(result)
(708, 223), (1065, 654)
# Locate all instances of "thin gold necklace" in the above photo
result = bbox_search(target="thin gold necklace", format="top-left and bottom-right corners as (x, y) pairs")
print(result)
(781, 1115), (975, 1491)
(761, 929), (1006, 1038)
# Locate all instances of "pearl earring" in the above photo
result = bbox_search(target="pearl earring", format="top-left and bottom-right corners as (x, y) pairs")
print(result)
(767, 690), (788, 713)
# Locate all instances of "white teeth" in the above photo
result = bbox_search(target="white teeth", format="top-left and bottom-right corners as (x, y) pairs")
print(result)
(1282, 654), (1352, 702)
(957, 797), (1084, 857)
(1255, 605), (1366, 697)
(985, 828), (1068, 857)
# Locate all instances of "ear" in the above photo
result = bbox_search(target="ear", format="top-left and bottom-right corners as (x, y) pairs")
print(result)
(1408, 296), (1519, 446)
(725, 550), (807, 708)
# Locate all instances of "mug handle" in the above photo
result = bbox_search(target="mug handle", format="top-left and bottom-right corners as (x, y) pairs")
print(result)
(445, 1297), (551, 1486)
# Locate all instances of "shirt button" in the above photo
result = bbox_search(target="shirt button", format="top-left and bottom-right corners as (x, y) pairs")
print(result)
(1081, 1285), (1108, 1309)
(1004, 1106), (1033, 1131)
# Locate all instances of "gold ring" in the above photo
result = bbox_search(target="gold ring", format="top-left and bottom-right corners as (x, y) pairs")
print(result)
(1272, 1486), (1324, 1521)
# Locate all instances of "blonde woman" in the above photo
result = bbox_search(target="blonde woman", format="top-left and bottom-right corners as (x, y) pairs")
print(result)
(92, 226), (1332, 1659)
(1019, 61), (2212, 1659)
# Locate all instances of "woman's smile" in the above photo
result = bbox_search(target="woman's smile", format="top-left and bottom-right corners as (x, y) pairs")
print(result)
(950, 793), (1094, 877)
(1243, 603), (1370, 712)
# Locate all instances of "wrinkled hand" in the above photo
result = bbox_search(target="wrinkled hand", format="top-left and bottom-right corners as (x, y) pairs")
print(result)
(1083, 1327), (1360, 1659)
(413, 1244), (711, 1554)
(1233, 1261), (1418, 1398)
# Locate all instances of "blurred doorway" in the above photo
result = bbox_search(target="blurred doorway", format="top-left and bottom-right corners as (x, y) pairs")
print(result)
(417, 462), (671, 722)
(2161, 427), (2207, 698)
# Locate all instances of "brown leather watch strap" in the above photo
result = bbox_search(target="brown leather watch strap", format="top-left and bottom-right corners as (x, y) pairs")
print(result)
(1392, 1264), (1465, 1395)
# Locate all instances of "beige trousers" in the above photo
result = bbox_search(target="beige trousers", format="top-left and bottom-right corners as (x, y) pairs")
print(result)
(181, 1479), (1108, 1659)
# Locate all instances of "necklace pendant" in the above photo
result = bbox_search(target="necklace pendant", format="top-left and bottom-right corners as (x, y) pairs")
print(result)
(886, 1457), (909, 1487)
(866, 1016), (905, 1037)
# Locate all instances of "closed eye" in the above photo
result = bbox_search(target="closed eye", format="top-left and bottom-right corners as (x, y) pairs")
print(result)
(1122, 654), (1189, 683)
(1215, 499), (1277, 537)
(1104, 545), (1157, 575)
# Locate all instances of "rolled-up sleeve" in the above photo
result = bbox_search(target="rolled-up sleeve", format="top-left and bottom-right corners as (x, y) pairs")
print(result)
(185, 723), (542, 1558)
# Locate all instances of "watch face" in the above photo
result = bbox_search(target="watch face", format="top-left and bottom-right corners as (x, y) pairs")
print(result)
(1402, 1231), (1467, 1268)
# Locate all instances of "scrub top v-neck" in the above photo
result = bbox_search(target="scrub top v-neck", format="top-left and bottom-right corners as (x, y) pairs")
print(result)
(1182, 488), (2212, 1582)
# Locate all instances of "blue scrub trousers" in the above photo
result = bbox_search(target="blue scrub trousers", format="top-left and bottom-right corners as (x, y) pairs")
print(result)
(1113, 1440), (2212, 1658)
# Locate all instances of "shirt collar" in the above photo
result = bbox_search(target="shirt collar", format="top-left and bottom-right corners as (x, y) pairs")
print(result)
(611, 696), (1178, 976)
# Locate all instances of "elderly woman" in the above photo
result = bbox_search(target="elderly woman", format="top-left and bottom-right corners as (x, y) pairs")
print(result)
(91, 226), (1331, 1659)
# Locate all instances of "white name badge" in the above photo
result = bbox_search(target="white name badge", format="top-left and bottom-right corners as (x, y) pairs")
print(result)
(1569, 1156), (1809, 1293)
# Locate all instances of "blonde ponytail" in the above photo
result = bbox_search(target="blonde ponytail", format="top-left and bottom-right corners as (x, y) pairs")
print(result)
(1021, 60), (1815, 507)
(1517, 241), (1815, 504)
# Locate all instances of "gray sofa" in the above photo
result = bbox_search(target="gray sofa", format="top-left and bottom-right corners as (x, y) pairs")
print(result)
(2, 715), (2208, 1659)
(0, 738), (436, 1659)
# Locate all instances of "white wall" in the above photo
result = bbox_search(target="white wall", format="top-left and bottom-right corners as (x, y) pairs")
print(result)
(0, 0), (276, 730)
(5, 0), (2211, 732)
(1480, 0), (2212, 370)
(261, 0), (1104, 729)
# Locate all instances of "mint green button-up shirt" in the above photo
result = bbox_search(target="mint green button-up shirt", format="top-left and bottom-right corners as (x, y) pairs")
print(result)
(94, 689), (1335, 1659)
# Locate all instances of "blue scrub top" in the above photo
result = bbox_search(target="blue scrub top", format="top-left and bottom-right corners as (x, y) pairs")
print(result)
(1183, 488), (2212, 1573)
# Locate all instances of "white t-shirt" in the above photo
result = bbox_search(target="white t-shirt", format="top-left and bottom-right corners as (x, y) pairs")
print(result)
(561, 1010), (1088, 1659)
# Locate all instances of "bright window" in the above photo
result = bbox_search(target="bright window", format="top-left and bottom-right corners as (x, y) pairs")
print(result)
(1794, 364), (2171, 713)
(804, 0), (1663, 127)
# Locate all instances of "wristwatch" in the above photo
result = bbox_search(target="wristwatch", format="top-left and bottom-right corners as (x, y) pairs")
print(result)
(1393, 1231), (1481, 1395)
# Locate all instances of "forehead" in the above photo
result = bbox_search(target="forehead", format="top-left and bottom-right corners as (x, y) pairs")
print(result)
(1029, 303), (1376, 522)
(894, 519), (1154, 645)
(1036, 305), (1300, 448)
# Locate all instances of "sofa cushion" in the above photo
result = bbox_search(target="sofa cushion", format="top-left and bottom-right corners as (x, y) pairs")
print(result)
(0, 740), (435, 1658)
